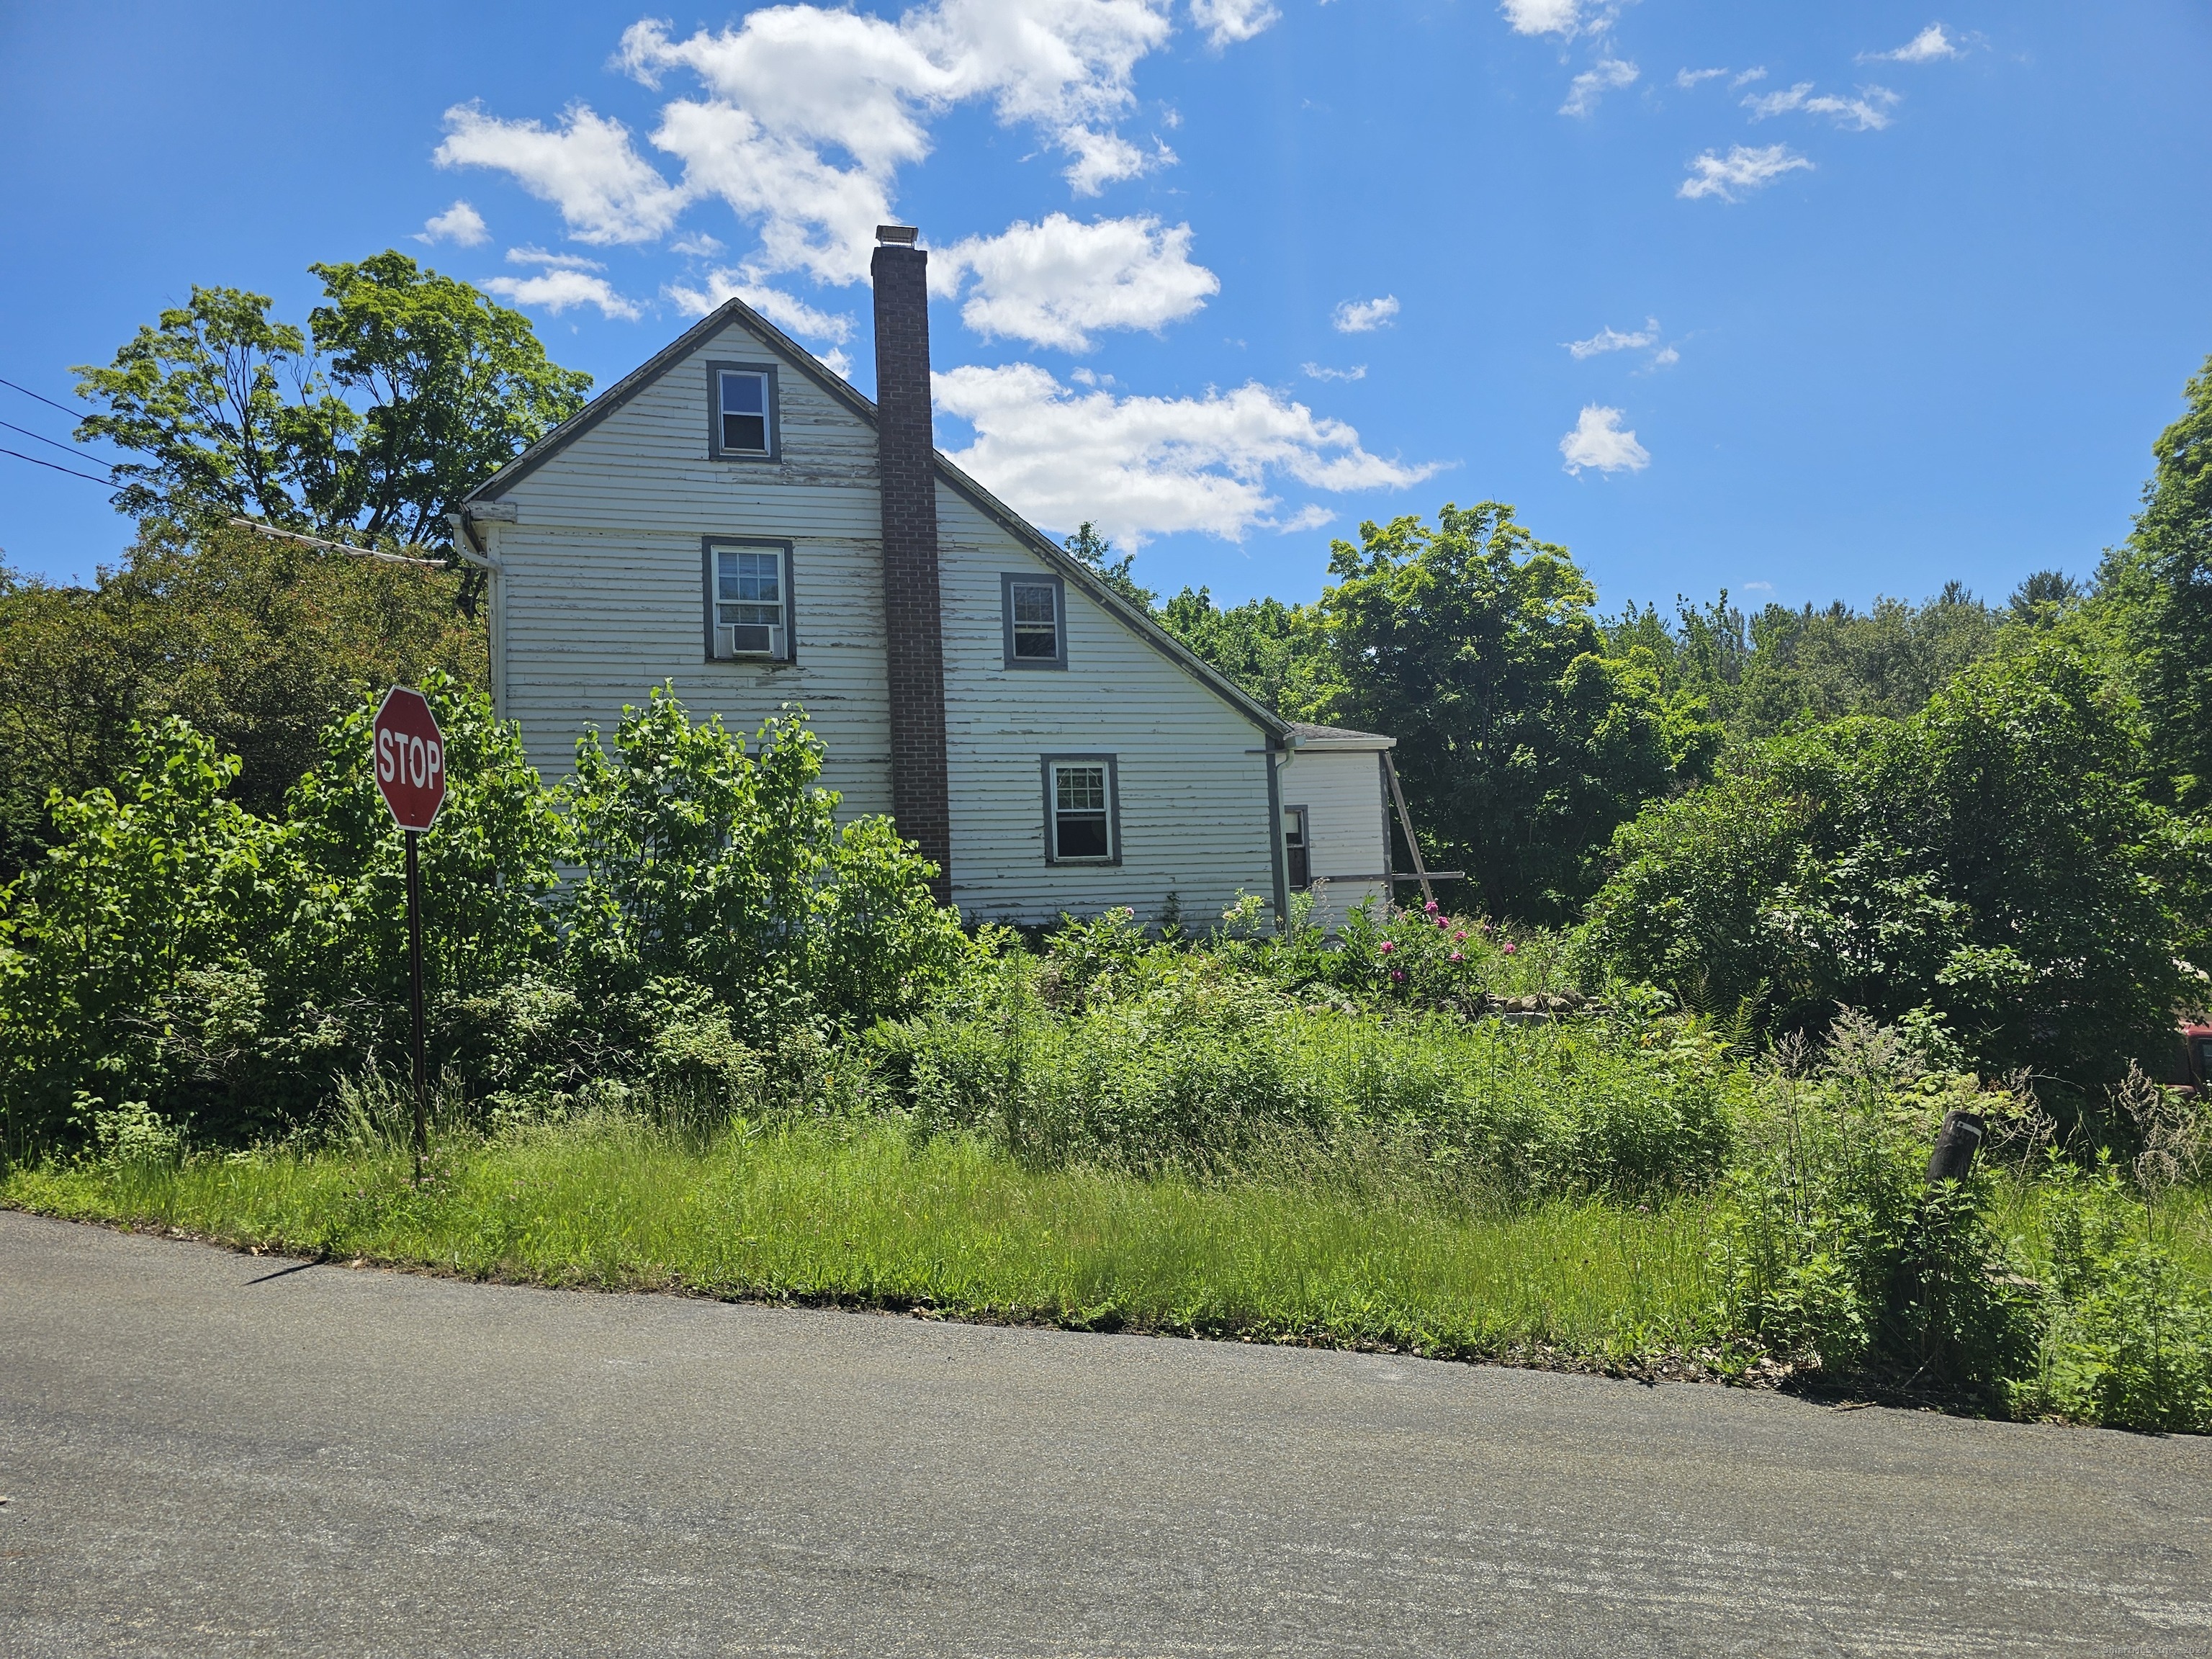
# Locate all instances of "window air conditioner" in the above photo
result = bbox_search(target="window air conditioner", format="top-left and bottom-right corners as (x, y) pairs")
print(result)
(717, 624), (783, 659)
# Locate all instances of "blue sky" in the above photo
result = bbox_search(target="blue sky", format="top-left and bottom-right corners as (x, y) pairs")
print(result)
(2, 1), (2207, 614)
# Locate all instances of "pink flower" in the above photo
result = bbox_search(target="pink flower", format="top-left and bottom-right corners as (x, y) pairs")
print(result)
(1449, 950), (1464, 963)
(1424, 899), (1439, 914)
(1390, 968), (1406, 983)
(1501, 941), (1517, 956)
(1453, 930), (1467, 942)
(1378, 940), (1395, 955)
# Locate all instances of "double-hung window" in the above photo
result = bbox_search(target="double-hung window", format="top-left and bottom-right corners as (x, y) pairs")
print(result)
(1042, 755), (1118, 863)
(705, 539), (793, 661)
(1282, 806), (1310, 890)
(1001, 572), (1067, 669)
(708, 362), (778, 459)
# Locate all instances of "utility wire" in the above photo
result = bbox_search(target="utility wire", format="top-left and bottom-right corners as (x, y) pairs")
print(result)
(0, 415), (117, 462)
(0, 446), (122, 488)
(0, 375), (86, 419)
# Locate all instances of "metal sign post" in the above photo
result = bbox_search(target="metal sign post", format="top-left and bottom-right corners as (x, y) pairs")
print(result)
(372, 688), (448, 1179)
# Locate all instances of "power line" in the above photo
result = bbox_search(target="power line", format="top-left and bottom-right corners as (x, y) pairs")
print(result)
(0, 446), (121, 488)
(0, 415), (114, 462)
(0, 376), (86, 419)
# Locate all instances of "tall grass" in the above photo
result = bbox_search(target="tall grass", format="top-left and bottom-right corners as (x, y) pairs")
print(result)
(3, 1112), (1725, 1367)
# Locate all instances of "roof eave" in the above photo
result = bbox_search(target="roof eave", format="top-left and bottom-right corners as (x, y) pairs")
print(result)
(464, 297), (1291, 742)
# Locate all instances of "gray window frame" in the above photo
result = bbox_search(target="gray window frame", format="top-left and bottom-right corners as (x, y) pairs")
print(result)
(706, 360), (782, 462)
(1001, 572), (1069, 670)
(701, 536), (798, 664)
(1282, 804), (1310, 891)
(1040, 753), (1121, 866)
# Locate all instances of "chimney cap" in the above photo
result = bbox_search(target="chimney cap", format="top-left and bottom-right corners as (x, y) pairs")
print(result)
(876, 224), (920, 246)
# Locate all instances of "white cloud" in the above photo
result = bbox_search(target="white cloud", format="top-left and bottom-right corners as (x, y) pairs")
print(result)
(1568, 318), (1656, 359)
(930, 213), (1218, 351)
(670, 232), (724, 257)
(505, 245), (606, 271)
(598, 0), (1180, 292)
(821, 347), (855, 379)
(1559, 405), (1649, 475)
(1863, 24), (1961, 64)
(1678, 143), (1813, 202)
(480, 269), (643, 320)
(1560, 58), (1638, 117)
(1649, 344), (1679, 368)
(1190, 0), (1280, 48)
(416, 200), (488, 246)
(663, 269), (856, 343)
(436, 102), (689, 245)
(1675, 68), (1726, 89)
(1732, 66), (1767, 87)
(1738, 579), (1774, 593)
(1745, 81), (1899, 132)
(933, 361), (1438, 547)
(1499, 0), (1611, 39)
(1332, 295), (1399, 333)
(1302, 363), (1367, 382)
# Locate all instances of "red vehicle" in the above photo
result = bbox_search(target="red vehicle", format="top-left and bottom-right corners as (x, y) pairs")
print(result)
(2174, 1022), (2212, 1094)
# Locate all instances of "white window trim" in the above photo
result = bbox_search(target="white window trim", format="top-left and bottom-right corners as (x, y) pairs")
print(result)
(1040, 753), (1120, 866)
(706, 360), (781, 462)
(1282, 804), (1310, 891)
(1001, 572), (1069, 670)
(702, 537), (796, 663)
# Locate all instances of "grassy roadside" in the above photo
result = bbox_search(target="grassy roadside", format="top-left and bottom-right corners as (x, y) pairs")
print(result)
(2, 1115), (1732, 1374)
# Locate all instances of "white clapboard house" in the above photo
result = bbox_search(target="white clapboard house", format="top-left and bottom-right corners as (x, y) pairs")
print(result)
(454, 225), (1427, 928)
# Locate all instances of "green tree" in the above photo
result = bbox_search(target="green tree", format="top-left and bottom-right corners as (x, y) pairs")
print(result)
(1061, 521), (1156, 609)
(2100, 351), (2212, 813)
(1581, 639), (2206, 1081)
(1318, 503), (1718, 922)
(0, 526), (484, 882)
(1155, 586), (1335, 719)
(1609, 586), (2007, 742)
(74, 251), (590, 548)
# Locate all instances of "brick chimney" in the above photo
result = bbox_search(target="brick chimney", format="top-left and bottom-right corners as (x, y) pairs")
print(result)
(871, 225), (953, 903)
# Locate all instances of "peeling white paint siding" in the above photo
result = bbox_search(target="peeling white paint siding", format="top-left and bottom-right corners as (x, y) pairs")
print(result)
(1279, 748), (1391, 927)
(938, 486), (1275, 925)
(478, 320), (894, 817)
(472, 313), (1279, 925)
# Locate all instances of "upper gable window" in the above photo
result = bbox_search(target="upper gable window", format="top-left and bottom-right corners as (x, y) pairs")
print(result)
(1001, 572), (1067, 670)
(707, 361), (779, 460)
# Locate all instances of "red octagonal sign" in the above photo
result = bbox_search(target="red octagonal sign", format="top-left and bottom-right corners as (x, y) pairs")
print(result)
(373, 686), (447, 832)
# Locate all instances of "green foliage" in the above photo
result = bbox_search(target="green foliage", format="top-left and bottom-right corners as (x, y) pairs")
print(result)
(1154, 586), (1334, 719)
(0, 719), (296, 1150)
(1316, 504), (1719, 922)
(0, 687), (959, 1151)
(870, 906), (1740, 1192)
(1582, 638), (2205, 1080)
(0, 524), (484, 881)
(561, 689), (970, 1042)
(2100, 351), (2212, 814)
(73, 251), (590, 546)
(1061, 521), (1156, 609)
(2024, 1154), (2212, 1431)
(1709, 1013), (2040, 1403)
(1606, 585), (2008, 743)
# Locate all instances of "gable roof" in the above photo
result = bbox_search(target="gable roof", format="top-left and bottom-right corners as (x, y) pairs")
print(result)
(465, 297), (1292, 742)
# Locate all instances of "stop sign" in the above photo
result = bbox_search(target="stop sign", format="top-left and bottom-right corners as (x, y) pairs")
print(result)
(373, 686), (447, 832)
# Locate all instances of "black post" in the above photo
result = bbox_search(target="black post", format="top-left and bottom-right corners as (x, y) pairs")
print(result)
(405, 827), (427, 1179)
(1926, 1109), (1985, 1184)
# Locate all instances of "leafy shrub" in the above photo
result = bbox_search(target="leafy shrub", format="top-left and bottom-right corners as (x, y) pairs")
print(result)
(1709, 1011), (2041, 1402)
(871, 923), (1740, 1192)
(0, 685), (962, 1151)
(1581, 639), (2207, 1082)
(2021, 1154), (2212, 1433)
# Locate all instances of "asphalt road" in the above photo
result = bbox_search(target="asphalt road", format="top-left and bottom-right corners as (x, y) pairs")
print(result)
(4, 1211), (2210, 1657)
